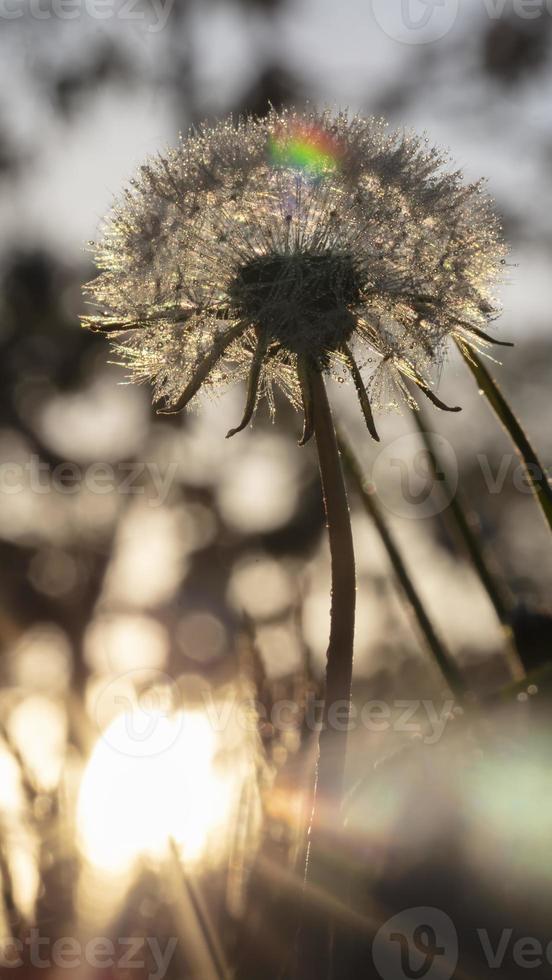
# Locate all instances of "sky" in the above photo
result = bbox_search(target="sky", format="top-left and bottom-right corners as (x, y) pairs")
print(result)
(0, 0), (550, 337)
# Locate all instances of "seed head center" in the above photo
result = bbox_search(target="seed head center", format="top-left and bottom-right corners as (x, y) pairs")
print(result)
(229, 250), (360, 356)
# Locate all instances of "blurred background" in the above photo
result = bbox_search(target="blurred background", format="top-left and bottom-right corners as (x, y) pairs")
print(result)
(1, 0), (552, 977)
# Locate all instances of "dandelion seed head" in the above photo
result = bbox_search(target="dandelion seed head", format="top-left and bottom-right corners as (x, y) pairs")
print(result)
(82, 107), (507, 438)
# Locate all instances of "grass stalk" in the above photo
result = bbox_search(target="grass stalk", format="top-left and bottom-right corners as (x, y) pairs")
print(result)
(411, 407), (525, 682)
(166, 841), (229, 980)
(457, 341), (552, 533)
(337, 431), (464, 698)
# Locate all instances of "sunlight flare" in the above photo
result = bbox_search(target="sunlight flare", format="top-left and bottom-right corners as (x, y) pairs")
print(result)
(77, 706), (241, 875)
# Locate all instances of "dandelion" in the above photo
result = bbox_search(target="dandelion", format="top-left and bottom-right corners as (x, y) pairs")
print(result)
(82, 108), (509, 979)
(82, 107), (507, 443)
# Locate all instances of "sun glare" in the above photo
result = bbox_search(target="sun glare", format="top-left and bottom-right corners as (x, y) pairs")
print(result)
(77, 706), (238, 876)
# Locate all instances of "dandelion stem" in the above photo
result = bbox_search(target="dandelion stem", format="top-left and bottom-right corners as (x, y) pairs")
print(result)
(337, 430), (464, 697)
(457, 341), (552, 534)
(310, 367), (356, 807)
(294, 366), (355, 980)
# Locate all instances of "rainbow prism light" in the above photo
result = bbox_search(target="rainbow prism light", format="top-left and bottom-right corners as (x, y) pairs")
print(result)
(268, 121), (343, 176)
